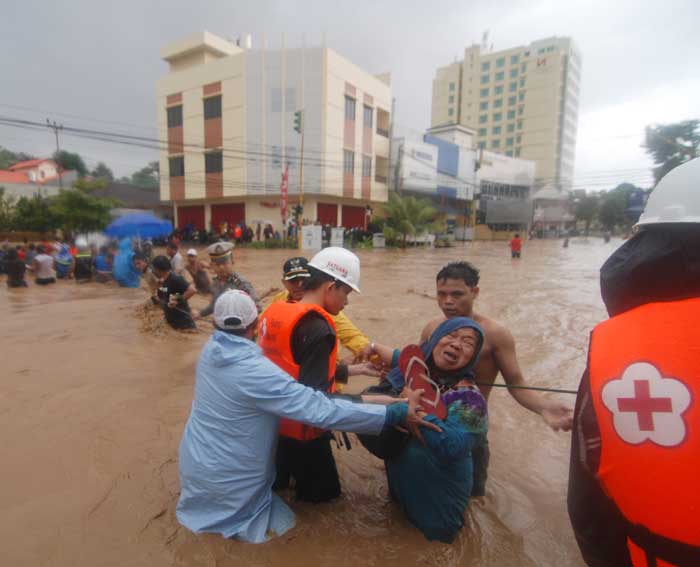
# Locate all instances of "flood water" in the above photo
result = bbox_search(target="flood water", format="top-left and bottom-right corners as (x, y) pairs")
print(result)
(1, 238), (620, 566)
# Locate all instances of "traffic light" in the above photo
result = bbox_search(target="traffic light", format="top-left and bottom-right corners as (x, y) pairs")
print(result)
(293, 110), (303, 134)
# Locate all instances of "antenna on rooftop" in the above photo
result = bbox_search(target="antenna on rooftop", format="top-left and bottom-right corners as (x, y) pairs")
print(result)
(481, 30), (489, 51)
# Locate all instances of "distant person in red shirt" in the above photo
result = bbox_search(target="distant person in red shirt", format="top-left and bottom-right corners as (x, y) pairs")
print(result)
(509, 234), (523, 259)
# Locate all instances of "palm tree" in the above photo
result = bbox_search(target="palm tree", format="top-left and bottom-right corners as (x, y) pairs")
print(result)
(382, 193), (439, 248)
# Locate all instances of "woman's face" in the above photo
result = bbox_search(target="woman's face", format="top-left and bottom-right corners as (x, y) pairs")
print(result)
(431, 327), (479, 372)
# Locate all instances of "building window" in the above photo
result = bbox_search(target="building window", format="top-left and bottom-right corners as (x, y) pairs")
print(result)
(478, 128), (487, 136)
(507, 110), (515, 119)
(345, 96), (356, 120)
(363, 105), (373, 127)
(510, 68), (518, 78)
(518, 92), (525, 102)
(518, 106), (524, 116)
(481, 62), (490, 72)
(449, 82), (455, 91)
(493, 112), (502, 122)
(479, 114), (488, 124)
(448, 95), (454, 103)
(448, 107), (454, 116)
(479, 101), (488, 110)
(480, 74), (489, 84)
(520, 78), (526, 87)
(494, 85), (504, 95)
(478, 141), (486, 149)
(506, 150), (514, 157)
(507, 122), (515, 132)
(509, 82), (517, 92)
(508, 96), (517, 106)
(495, 71), (504, 81)
(169, 156), (184, 177)
(516, 135), (522, 143)
(167, 105), (182, 128)
(496, 57), (505, 68)
(344, 150), (354, 173)
(362, 155), (372, 177)
(205, 151), (223, 173)
(506, 137), (514, 146)
(480, 87), (489, 97)
(515, 148), (521, 157)
(493, 99), (503, 108)
(492, 126), (502, 135)
(203, 95), (222, 119)
(511, 55), (519, 65)
(492, 139), (500, 148)
(517, 120), (523, 130)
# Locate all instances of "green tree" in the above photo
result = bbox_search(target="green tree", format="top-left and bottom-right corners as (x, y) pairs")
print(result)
(381, 193), (439, 247)
(575, 194), (599, 236)
(49, 189), (115, 236)
(91, 162), (114, 181)
(53, 150), (88, 177)
(0, 187), (16, 231)
(130, 161), (160, 188)
(643, 120), (700, 183)
(73, 177), (108, 193)
(13, 194), (57, 232)
(598, 183), (641, 231)
(0, 147), (37, 169)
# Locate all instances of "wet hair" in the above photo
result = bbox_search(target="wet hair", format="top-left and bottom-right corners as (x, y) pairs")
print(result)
(436, 261), (480, 288)
(29, 243), (36, 250)
(151, 255), (170, 271)
(514, 234), (520, 238)
(133, 252), (147, 263)
(303, 266), (347, 291)
(6, 248), (18, 261)
(166, 241), (178, 251)
(36, 245), (45, 254)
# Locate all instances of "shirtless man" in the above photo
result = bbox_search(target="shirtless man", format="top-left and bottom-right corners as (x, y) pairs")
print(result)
(418, 261), (573, 496)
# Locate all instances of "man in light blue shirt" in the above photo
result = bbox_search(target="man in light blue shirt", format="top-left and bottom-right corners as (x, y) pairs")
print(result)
(177, 290), (431, 544)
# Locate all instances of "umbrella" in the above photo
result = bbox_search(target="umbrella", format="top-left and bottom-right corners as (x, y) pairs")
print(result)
(104, 212), (173, 239)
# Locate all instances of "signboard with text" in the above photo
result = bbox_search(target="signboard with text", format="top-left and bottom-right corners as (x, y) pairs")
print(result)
(301, 225), (323, 250)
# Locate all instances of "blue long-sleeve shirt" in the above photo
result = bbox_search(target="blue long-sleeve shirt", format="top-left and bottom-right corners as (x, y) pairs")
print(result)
(176, 331), (389, 544)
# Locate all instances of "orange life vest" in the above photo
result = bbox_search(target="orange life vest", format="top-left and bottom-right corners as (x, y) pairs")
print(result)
(589, 297), (700, 567)
(258, 301), (338, 441)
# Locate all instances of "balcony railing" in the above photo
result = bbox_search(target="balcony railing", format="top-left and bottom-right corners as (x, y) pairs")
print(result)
(376, 127), (390, 138)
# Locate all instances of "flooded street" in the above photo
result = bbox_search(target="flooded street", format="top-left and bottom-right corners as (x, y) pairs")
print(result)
(1, 238), (620, 567)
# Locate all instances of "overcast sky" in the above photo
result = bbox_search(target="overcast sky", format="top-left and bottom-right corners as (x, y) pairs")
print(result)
(2, 0), (699, 190)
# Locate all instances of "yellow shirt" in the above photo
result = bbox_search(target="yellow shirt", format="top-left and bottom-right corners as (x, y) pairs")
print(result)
(267, 290), (370, 355)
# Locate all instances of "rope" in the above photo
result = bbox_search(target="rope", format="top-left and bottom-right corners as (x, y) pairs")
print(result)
(472, 381), (578, 395)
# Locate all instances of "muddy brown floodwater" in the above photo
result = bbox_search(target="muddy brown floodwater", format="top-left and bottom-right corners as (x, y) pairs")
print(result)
(0, 238), (621, 567)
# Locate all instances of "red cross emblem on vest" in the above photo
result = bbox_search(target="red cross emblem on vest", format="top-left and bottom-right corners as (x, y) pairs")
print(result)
(601, 362), (691, 447)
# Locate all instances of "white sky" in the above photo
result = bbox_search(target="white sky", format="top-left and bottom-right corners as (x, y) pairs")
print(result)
(1, 0), (699, 190)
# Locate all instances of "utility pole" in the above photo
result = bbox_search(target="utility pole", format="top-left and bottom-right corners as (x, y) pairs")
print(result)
(293, 110), (305, 249)
(47, 119), (64, 188)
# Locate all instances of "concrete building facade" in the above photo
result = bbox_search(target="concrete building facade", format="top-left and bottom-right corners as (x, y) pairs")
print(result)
(431, 36), (580, 189)
(157, 32), (392, 233)
(392, 124), (536, 240)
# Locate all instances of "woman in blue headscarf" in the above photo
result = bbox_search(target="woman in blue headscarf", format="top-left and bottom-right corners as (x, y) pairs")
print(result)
(360, 317), (488, 543)
(54, 244), (74, 279)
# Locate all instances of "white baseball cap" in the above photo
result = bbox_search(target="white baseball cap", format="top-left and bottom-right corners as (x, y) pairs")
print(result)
(214, 290), (258, 331)
(187, 248), (198, 257)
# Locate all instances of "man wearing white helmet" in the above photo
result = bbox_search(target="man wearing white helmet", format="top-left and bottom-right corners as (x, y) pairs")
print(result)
(177, 289), (436, 543)
(568, 158), (700, 567)
(258, 246), (374, 503)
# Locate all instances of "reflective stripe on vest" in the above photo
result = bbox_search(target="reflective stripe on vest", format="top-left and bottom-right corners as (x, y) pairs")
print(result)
(589, 297), (700, 566)
(258, 301), (338, 441)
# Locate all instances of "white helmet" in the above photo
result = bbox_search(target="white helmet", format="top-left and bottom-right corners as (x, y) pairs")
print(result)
(637, 157), (700, 227)
(308, 246), (361, 293)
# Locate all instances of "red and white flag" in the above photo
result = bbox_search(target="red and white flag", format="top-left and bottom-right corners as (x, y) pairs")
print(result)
(280, 165), (289, 224)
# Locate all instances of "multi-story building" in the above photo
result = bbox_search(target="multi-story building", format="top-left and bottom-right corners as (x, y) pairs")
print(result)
(157, 32), (392, 233)
(392, 123), (535, 240)
(431, 36), (580, 189)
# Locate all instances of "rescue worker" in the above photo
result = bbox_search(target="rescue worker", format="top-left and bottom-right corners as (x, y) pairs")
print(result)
(194, 241), (260, 319)
(176, 290), (437, 544)
(266, 256), (371, 357)
(258, 247), (377, 502)
(568, 157), (700, 567)
(73, 241), (93, 283)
